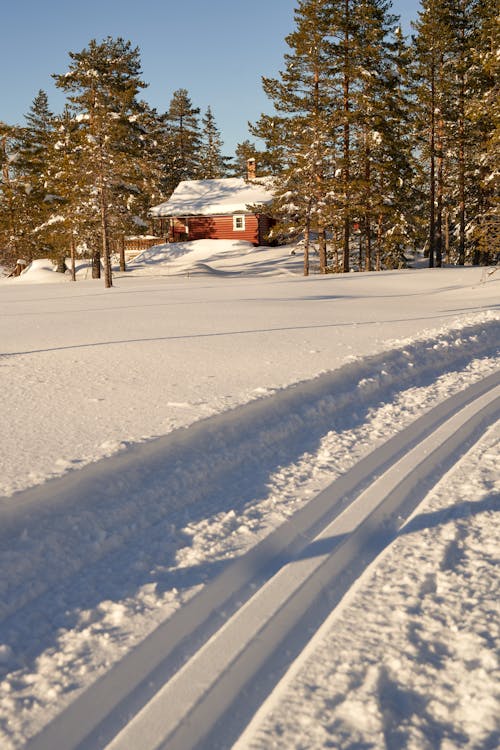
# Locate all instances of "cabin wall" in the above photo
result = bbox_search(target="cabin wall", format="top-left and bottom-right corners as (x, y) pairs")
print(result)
(186, 215), (261, 245)
(161, 214), (275, 246)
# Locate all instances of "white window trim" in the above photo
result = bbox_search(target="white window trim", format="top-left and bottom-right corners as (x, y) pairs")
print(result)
(233, 214), (246, 231)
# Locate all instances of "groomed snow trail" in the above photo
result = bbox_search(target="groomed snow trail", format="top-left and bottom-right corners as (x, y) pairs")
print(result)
(0, 317), (498, 750)
(22, 371), (500, 750)
(106, 376), (499, 750)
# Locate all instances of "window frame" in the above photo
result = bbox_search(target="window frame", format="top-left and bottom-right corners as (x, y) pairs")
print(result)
(233, 214), (246, 231)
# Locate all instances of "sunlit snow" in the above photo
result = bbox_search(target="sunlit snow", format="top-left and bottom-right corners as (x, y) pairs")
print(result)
(0, 240), (498, 749)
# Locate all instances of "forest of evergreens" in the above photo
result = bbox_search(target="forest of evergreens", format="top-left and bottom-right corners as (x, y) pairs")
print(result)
(0, 0), (497, 285)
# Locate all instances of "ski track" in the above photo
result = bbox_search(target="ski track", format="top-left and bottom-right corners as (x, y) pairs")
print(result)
(101, 377), (499, 750)
(236, 421), (500, 750)
(0, 317), (498, 749)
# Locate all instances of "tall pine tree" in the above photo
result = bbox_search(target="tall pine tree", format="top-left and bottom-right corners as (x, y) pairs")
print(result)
(252, 0), (336, 274)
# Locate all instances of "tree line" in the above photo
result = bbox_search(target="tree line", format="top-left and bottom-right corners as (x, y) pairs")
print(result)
(0, 0), (498, 285)
(254, 0), (498, 274)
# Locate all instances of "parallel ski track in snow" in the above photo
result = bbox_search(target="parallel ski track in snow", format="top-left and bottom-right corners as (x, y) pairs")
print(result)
(24, 368), (500, 750)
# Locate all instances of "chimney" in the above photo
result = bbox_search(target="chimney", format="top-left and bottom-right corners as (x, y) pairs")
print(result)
(246, 157), (256, 181)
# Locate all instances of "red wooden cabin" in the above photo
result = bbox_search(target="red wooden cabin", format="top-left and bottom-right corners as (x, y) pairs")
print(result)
(149, 177), (275, 246)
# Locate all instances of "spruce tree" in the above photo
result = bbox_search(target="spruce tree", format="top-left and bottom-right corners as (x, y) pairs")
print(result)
(233, 140), (258, 178)
(199, 106), (231, 178)
(162, 89), (201, 195)
(14, 91), (56, 263)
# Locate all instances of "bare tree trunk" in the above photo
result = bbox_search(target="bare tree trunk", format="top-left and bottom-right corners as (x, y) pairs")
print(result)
(304, 209), (311, 276)
(119, 234), (126, 272)
(342, 0), (351, 274)
(364, 132), (372, 272)
(376, 213), (383, 271)
(435, 56), (444, 268)
(444, 209), (450, 264)
(70, 235), (76, 281)
(318, 228), (327, 273)
(55, 253), (67, 274)
(99, 182), (113, 288)
(312, 65), (327, 275)
(333, 227), (340, 272)
(92, 249), (101, 279)
(429, 61), (436, 268)
(458, 22), (466, 265)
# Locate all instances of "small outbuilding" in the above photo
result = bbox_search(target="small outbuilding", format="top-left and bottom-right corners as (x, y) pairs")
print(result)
(149, 177), (275, 246)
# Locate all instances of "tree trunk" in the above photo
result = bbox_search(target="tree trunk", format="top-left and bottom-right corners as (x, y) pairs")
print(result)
(70, 236), (76, 281)
(303, 224), (310, 277)
(458, 24), (466, 265)
(429, 64), (436, 268)
(55, 253), (67, 274)
(364, 132), (372, 272)
(365, 213), (372, 271)
(119, 234), (126, 272)
(376, 213), (383, 271)
(342, 0), (351, 274)
(435, 56), (444, 268)
(99, 182), (113, 289)
(92, 249), (101, 278)
(444, 209), (450, 264)
(318, 227), (327, 273)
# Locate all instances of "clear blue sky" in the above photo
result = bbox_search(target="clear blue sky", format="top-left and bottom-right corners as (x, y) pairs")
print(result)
(1, 0), (419, 155)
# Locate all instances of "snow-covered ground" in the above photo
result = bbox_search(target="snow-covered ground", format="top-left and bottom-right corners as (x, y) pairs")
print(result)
(0, 241), (498, 749)
(237, 421), (499, 750)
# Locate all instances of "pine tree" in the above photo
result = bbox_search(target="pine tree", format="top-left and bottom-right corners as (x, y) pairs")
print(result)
(253, 0), (414, 274)
(412, 0), (497, 266)
(38, 105), (94, 278)
(252, 0), (336, 274)
(464, 0), (499, 263)
(359, 16), (416, 270)
(54, 37), (148, 287)
(412, 0), (459, 267)
(347, 0), (409, 271)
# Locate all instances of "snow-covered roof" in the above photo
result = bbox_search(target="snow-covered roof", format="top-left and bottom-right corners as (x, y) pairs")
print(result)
(149, 178), (274, 218)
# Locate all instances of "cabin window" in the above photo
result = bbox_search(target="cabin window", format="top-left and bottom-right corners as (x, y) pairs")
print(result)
(233, 214), (246, 231)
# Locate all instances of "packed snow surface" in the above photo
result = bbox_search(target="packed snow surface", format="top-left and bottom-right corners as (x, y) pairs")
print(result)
(0, 240), (498, 748)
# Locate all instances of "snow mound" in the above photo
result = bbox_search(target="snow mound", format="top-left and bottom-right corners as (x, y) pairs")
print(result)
(127, 239), (302, 276)
(17, 259), (68, 284)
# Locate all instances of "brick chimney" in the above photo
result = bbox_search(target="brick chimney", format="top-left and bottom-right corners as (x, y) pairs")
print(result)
(246, 157), (256, 181)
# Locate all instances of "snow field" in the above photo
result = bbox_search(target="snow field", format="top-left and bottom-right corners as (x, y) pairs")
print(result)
(0, 330), (498, 748)
(0, 249), (499, 748)
(238, 421), (499, 750)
